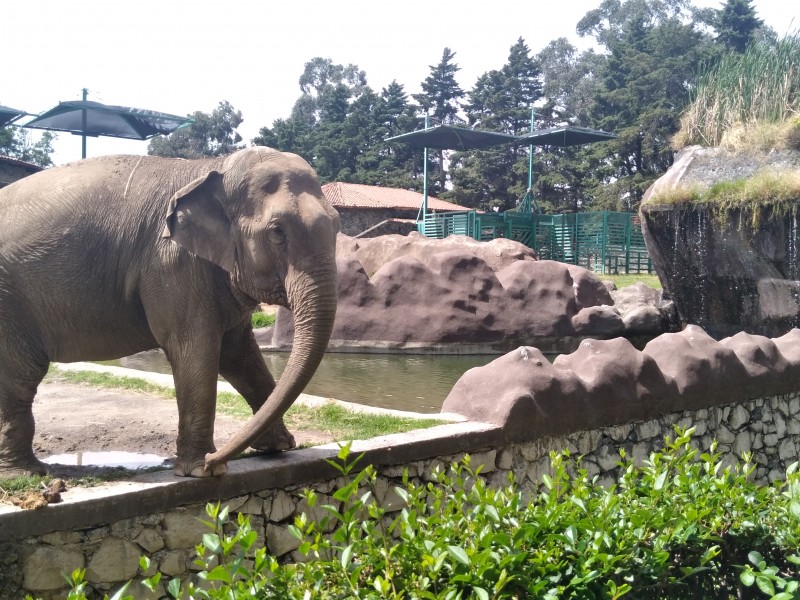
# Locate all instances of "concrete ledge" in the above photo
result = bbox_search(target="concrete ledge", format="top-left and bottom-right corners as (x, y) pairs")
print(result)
(0, 421), (499, 541)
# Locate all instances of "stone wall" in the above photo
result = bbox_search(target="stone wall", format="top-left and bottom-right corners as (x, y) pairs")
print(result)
(2, 389), (799, 598)
(4, 326), (800, 597)
(640, 145), (800, 338)
(338, 207), (418, 237)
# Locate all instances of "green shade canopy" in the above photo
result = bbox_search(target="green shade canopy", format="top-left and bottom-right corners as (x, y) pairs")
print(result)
(385, 125), (518, 150)
(23, 100), (193, 140)
(0, 105), (30, 128)
(516, 125), (617, 147)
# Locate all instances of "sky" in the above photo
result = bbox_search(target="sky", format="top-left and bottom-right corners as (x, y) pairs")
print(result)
(4, 0), (797, 166)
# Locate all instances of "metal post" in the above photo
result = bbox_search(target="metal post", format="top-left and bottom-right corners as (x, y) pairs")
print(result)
(422, 113), (429, 221)
(528, 108), (534, 192)
(81, 88), (88, 159)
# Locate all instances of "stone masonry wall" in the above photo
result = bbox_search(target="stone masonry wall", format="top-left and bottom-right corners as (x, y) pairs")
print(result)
(3, 390), (799, 599)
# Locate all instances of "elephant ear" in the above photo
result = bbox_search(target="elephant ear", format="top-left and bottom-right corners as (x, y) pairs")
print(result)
(162, 171), (236, 272)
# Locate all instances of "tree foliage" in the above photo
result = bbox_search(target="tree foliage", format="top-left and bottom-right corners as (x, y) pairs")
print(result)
(450, 39), (543, 211)
(0, 127), (55, 167)
(714, 0), (764, 53)
(147, 101), (244, 158)
(244, 0), (770, 214)
(254, 58), (422, 188)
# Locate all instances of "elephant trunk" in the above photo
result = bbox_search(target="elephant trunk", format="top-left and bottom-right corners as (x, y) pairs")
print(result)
(205, 267), (336, 471)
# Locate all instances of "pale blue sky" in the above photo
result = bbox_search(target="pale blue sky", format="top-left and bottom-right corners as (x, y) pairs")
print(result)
(4, 0), (796, 165)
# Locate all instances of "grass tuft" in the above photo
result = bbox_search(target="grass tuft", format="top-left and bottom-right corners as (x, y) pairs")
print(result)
(603, 273), (661, 290)
(674, 32), (800, 150)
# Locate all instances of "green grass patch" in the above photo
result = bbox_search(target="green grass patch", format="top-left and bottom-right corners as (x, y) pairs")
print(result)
(47, 367), (440, 438)
(48, 366), (176, 398)
(287, 402), (442, 441)
(603, 273), (661, 290)
(251, 310), (276, 328)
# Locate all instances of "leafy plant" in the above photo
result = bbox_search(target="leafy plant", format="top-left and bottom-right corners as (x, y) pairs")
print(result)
(251, 310), (276, 329)
(46, 430), (800, 599)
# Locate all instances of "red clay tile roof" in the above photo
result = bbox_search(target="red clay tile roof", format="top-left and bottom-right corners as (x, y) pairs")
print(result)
(0, 155), (43, 173)
(322, 182), (469, 212)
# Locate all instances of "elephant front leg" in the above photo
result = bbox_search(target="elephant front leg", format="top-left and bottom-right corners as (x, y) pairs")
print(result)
(219, 325), (296, 453)
(168, 356), (228, 477)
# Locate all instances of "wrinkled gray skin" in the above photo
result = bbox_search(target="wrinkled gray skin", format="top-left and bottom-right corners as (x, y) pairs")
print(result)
(0, 147), (339, 477)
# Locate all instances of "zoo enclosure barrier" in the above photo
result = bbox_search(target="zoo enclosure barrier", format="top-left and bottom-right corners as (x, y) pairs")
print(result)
(418, 210), (653, 275)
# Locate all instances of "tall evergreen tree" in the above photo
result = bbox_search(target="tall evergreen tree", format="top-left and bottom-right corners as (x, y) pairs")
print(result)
(413, 48), (466, 195)
(576, 0), (716, 210)
(450, 39), (543, 211)
(533, 39), (611, 213)
(714, 0), (763, 53)
(357, 81), (423, 189)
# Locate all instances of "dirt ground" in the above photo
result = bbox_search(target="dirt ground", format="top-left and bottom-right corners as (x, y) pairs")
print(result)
(28, 377), (334, 478)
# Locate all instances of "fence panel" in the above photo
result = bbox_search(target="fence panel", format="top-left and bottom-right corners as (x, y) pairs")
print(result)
(417, 210), (652, 274)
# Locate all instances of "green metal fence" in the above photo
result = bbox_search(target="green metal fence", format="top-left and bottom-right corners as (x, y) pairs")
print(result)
(418, 210), (653, 275)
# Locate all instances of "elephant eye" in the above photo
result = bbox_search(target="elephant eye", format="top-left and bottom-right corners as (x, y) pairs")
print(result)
(267, 224), (286, 245)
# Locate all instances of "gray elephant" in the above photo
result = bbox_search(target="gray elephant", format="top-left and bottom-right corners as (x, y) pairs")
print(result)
(0, 147), (339, 477)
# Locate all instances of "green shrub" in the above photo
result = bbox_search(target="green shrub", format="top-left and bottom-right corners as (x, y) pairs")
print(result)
(49, 429), (800, 599)
(251, 310), (276, 328)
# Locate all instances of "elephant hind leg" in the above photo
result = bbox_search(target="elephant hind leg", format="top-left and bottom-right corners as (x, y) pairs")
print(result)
(218, 325), (296, 453)
(0, 364), (49, 477)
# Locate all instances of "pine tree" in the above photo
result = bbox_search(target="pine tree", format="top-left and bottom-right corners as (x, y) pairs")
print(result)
(715, 0), (763, 53)
(451, 39), (543, 211)
(413, 48), (465, 195)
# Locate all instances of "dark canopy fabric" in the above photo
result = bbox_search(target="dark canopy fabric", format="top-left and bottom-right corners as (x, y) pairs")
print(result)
(516, 125), (617, 147)
(0, 105), (29, 128)
(23, 100), (192, 140)
(385, 125), (518, 150)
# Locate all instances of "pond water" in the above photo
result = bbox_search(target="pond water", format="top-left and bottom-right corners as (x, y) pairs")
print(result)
(116, 351), (500, 413)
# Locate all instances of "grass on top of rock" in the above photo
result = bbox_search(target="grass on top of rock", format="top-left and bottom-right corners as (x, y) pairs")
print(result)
(643, 169), (800, 227)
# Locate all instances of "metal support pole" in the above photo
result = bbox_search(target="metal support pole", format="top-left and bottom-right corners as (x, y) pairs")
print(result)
(81, 88), (88, 159)
(422, 113), (429, 220)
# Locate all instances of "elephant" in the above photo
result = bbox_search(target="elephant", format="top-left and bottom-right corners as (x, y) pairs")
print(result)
(0, 146), (339, 477)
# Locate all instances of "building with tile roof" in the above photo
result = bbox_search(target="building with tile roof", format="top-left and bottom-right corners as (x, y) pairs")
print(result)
(321, 182), (469, 237)
(0, 155), (42, 189)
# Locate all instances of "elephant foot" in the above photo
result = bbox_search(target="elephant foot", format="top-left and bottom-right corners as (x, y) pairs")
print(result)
(0, 456), (49, 478)
(173, 454), (228, 478)
(249, 421), (296, 453)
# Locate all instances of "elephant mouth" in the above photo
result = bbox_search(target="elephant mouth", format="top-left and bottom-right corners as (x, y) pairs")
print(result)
(233, 268), (288, 307)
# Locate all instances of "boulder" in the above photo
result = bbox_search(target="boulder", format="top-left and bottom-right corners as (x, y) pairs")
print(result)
(272, 234), (670, 351)
(642, 325), (750, 409)
(442, 325), (800, 442)
(337, 231), (537, 274)
(571, 305), (624, 337)
(640, 145), (800, 338)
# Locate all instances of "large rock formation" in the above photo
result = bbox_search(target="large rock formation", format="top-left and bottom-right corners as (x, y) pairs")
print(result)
(271, 234), (672, 353)
(640, 145), (800, 338)
(442, 326), (800, 441)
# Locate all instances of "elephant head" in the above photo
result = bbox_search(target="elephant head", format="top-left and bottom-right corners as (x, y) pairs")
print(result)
(163, 146), (339, 471)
